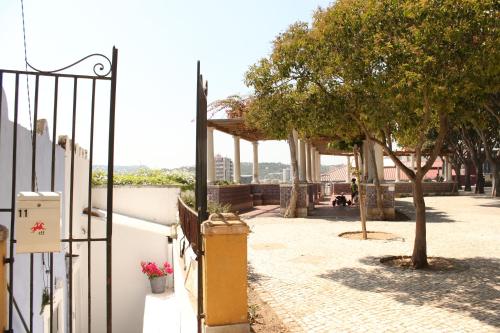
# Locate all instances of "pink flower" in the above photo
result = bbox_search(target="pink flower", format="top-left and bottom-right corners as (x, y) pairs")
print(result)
(140, 261), (174, 279)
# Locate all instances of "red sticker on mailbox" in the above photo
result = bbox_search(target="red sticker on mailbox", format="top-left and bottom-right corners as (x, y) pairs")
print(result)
(31, 221), (46, 234)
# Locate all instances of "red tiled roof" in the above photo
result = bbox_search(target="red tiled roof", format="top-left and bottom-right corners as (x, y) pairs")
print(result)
(321, 165), (452, 182)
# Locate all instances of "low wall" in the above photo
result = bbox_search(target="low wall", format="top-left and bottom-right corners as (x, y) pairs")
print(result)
(332, 182), (351, 195)
(77, 213), (174, 333)
(92, 186), (181, 225)
(363, 184), (396, 220)
(207, 184), (253, 213)
(394, 181), (458, 197)
(250, 184), (280, 205)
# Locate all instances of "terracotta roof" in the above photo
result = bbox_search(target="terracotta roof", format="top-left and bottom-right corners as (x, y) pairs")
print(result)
(321, 165), (454, 182)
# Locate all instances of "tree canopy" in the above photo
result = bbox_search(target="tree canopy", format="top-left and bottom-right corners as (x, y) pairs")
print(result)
(242, 0), (499, 267)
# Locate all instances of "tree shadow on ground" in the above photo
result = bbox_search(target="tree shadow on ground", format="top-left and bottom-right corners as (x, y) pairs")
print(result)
(308, 200), (454, 223)
(248, 263), (270, 284)
(318, 256), (500, 328)
(465, 195), (500, 208)
(308, 205), (361, 222)
(394, 200), (455, 223)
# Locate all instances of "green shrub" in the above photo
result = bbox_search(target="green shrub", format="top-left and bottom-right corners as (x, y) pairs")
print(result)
(92, 168), (195, 191)
(180, 191), (195, 210)
(208, 201), (232, 214)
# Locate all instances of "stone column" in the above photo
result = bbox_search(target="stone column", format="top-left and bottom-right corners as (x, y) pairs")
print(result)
(316, 151), (321, 182)
(207, 127), (215, 184)
(311, 147), (316, 182)
(395, 163), (401, 182)
(233, 135), (241, 184)
(374, 143), (384, 182)
(448, 158), (453, 181)
(410, 153), (416, 171)
(306, 143), (312, 182)
(252, 141), (260, 184)
(346, 156), (351, 182)
(298, 139), (306, 182)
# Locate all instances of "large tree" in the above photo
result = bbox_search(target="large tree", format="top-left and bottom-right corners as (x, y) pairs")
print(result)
(245, 0), (498, 268)
(308, 0), (497, 268)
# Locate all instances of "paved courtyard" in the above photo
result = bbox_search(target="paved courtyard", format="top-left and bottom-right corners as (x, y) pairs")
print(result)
(244, 194), (500, 332)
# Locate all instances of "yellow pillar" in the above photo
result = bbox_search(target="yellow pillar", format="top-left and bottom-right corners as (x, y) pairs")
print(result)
(202, 213), (249, 333)
(0, 226), (7, 331)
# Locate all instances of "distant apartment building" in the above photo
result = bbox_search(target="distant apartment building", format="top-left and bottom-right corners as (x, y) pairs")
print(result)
(215, 154), (234, 182)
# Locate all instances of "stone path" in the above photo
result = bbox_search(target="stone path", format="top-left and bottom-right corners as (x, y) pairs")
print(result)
(244, 194), (500, 332)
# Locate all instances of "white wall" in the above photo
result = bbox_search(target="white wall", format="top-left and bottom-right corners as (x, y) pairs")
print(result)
(92, 186), (181, 225)
(173, 226), (198, 333)
(0, 87), (67, 333)
(76, 213), (173, 333)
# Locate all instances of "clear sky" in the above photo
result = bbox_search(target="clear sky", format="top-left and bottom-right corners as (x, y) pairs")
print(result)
(0, 0), (344, 168)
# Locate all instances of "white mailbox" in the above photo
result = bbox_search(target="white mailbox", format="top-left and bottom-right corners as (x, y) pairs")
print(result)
(16, 192), (61, 253)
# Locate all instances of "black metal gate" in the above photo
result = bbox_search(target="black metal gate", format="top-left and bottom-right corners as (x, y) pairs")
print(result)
(194, 61), (208, 333)
(0, 48), (117, 332)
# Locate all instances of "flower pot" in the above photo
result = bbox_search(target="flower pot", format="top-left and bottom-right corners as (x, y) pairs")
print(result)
(150, 276), (167, 294)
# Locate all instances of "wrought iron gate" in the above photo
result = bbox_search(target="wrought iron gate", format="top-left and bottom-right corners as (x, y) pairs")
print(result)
(0, 48), (117, 332)
(194, 61), (208, 333)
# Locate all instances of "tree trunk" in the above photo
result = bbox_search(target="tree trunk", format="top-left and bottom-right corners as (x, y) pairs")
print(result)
(464, 161), (472, 191)
(411, 178), (428, 268)
(492, 163), (500, 197)
(284, 130), (299, 218)
(475, 162), (485, 194)
(367, 139), (385, 220)
(353, 145), (367, 240)
(452, 164), (462, 190)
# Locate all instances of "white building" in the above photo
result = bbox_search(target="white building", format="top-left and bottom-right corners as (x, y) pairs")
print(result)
(215, 154), (233, 182)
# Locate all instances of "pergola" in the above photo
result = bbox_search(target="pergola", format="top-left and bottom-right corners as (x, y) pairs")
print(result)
(207, 117), (455, 184)
(206, 118), (355, 184)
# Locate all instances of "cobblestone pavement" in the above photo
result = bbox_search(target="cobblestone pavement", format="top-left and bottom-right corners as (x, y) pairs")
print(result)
(245, 195), (500, 333)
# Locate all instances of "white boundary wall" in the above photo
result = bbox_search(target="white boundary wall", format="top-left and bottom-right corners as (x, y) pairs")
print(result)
(76, 213), (173, 333)
(0, 87), (67, 332)
(92, 186), (181, 225)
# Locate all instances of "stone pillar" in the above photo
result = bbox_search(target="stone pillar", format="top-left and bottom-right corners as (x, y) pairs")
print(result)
(448, 158), (453, 181)
(311, 147), (316, 182)
(298, 139), (306, 182)
(374, 143), (384, 182)
(410, 153), (416, 171)
(202, 214), (250, 333)
(252, 141), (259, 184)
(316, 152), (321, 182)
(306, 143), (312, 182)
(207, 127), (215, 184)
(233, 136), (241, 184)
(346, 156), (351, 183)
(363, 141), (385, 183)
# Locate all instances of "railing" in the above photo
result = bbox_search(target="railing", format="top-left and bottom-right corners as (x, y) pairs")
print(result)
(178, 197), (199, 253)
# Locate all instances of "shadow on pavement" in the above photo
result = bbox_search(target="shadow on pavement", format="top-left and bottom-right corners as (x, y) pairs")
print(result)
(465, 195), (500, 208)
(318, 256), (500, 328)
(395, 200), (455, 223)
